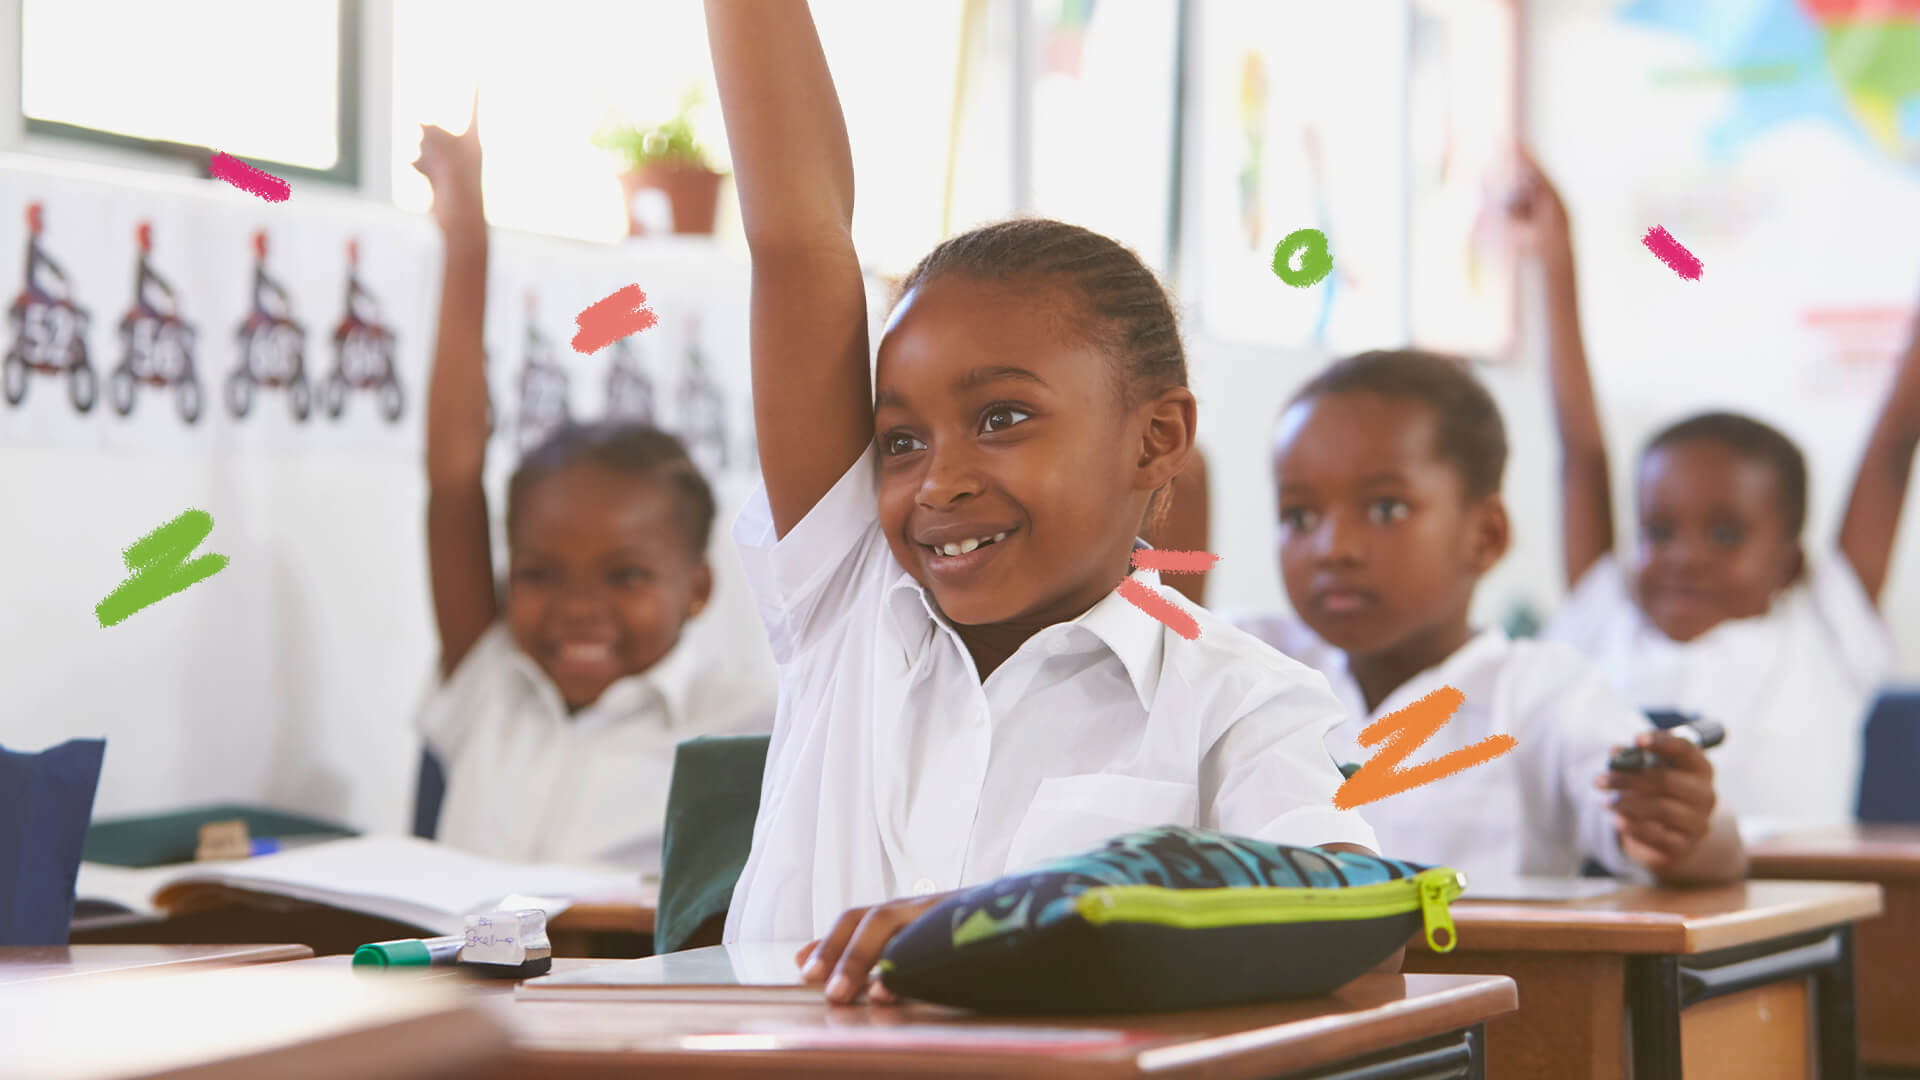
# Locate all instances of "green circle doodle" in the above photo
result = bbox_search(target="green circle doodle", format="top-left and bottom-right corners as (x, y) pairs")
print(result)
(1272, 228), (1333, 288)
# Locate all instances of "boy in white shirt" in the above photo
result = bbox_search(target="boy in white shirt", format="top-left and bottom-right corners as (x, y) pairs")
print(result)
(1508, 153), (1915, 828)
(707, 0), (1379, 1003)
(1233, 350), (1747, 886)
(413, 106), (771, 873)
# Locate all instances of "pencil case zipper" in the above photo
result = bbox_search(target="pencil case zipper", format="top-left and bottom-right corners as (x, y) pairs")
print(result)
(1073, 867), (1466, 952)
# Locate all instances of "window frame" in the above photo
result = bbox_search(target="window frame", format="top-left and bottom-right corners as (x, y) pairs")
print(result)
(17, 0), (365, 188)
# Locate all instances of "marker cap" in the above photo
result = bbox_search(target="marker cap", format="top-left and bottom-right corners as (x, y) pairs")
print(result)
(352, 940), (432, 968)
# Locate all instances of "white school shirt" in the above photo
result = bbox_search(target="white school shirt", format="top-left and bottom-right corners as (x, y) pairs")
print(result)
(1227, 616), (1644, 882)
(723, 448), (1378, 944)
(1545, 552), (1892, 830)
(416, 622), (774, 873)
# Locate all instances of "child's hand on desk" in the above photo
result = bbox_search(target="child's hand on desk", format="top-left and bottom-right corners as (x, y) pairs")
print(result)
(797, 892), (957, 1005)
(1597, 731), (1718, 873)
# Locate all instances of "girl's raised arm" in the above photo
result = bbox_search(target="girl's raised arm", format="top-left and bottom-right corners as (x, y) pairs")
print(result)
(416, 97), (498, 677)
(706, 0), (873, 537)
(1510, 149), (1615, 586)
(1837, 285), (1920, 602)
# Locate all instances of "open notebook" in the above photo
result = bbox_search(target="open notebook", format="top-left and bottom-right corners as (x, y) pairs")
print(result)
(73, 835), (651, 936)
(518, 942), (821, 1002)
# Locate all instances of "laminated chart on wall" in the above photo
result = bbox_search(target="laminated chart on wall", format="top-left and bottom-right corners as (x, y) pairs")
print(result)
(0, 154), (787, 480)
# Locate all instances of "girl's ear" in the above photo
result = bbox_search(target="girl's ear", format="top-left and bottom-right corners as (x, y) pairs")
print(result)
(689, 561), (715, 618)
(1468, 494), (1512, 574)
(1136, 386), (1198, 496)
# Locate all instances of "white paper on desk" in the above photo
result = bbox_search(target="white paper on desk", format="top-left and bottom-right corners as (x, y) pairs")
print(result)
(138, 835), (643, 935)
(516, 942), (815, 1002)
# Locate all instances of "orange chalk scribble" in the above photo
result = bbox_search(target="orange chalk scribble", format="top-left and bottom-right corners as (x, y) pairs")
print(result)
(1332, 686), (1516, 811)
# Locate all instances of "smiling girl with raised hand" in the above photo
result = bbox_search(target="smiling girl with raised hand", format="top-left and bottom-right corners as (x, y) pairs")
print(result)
(706, 0), (1378, 1002)
(412, 95), (770, 873)
(1510, 151), (1920, 828)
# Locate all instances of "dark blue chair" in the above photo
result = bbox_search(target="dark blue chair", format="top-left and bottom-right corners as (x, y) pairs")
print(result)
(1858, 689), (1920, 824)
(2, 739), (105, 945)
(413, 749), (447, 840)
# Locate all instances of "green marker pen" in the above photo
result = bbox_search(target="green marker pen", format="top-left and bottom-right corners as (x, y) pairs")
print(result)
(352, 934), (463, 969)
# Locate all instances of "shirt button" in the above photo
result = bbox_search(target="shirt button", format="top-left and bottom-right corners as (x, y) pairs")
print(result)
(912, 877), (937, 897)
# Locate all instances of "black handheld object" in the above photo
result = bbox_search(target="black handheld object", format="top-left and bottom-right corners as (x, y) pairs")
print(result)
(1609, 719), (1725, 773)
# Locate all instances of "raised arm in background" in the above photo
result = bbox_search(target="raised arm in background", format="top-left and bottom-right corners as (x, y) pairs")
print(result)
(415, 93), (498, 677)
(705, 0), (873, 537)
(1509, 148), (1615, 587)
(1837, 285), (1920, 601)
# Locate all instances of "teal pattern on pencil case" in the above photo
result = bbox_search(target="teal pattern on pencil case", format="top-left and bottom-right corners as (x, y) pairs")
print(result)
(941, 825), (1428, 949)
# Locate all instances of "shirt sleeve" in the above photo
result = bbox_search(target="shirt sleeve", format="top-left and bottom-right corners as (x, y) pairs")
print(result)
(731, 447), (888, 665)
(414, 622), (519, 762)
(1544, 553), (1633, 653)
(1203, 668), (1380, 854)
(1805, 549), (1895, 697)
(1531, 643), (1652, 881)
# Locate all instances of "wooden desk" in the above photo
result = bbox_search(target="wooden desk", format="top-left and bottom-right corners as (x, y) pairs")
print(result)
(1751, 824), (1920, 1069)
(1404, 880), (1882, 1080)
(281, 957), (1516, 1078)
(1, 964), (509, 1080)
(0, 943), (313, 986)
(547, 893), (656, 958)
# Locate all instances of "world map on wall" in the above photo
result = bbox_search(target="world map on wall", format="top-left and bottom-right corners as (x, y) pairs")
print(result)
(1622, 0), (1920, 167)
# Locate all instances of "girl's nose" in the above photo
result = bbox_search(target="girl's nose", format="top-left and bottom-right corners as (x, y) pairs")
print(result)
(917, 444), (987, 507)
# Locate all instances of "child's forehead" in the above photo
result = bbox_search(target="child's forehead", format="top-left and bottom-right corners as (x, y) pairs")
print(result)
(1272, 392), (1443, 462)
(875, 280), (1115, 403)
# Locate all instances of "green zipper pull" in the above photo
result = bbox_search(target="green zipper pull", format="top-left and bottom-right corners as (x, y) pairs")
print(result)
(1418, 870), (1461, 953)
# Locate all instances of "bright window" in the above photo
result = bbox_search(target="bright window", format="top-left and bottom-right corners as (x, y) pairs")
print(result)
(22, 0), (349, 176)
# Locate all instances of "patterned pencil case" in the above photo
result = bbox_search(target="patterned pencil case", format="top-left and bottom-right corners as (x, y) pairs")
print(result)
(877, 825), (1463, 1014)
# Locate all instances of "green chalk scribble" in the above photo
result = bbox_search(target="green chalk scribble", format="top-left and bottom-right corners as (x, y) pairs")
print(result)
(1273, 228), (1334, 288)
(95, 509), (230, 627)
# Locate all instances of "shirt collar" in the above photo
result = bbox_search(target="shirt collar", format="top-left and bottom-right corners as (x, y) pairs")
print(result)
(505, 631), (702, 730)
(881, 538), (1168, 708)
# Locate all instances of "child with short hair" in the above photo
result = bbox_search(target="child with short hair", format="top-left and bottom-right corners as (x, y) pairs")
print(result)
(1509, 151), (1919, 827)
(1232, 350), (1746, 885)
(705, 0), (1377, 1002)
(413, 97), (771, 872)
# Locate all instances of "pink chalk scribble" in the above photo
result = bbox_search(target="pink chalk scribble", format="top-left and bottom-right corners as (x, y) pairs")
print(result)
(1642, 226), (1702, 281)
(209, 152), (291, 203)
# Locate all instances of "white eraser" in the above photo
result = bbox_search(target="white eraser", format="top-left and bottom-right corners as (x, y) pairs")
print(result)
(462, 908), (551, 967)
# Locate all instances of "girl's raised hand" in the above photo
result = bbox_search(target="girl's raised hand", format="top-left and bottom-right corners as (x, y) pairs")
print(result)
(795, 892), (954, 1005)
(1597, 731), (1717, 874)
(1505, 146), (1572, 267)
(413, 90), (485, 237)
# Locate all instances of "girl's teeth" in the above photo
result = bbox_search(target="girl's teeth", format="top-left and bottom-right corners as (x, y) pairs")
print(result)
(941, 542), (961, 556)
(958, 538), (980, 554)
(993, 532), (1007, 543)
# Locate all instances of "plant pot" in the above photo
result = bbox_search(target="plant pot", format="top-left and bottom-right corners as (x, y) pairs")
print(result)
(620, 163), (723, 237)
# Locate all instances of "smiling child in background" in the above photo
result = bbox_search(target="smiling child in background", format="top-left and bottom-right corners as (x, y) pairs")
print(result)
(412, 97), (771, 873)
(1510, 151), (1920, 829)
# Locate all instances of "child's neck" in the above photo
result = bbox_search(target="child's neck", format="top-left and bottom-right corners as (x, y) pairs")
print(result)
(1344, 619), (1477, 714)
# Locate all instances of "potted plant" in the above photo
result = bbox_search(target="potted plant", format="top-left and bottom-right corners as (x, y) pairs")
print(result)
(592, 87), (725, 237)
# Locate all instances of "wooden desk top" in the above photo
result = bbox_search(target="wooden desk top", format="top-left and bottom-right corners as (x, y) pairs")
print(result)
(1429, 880), (1883, 955)
(278, 958), (1517, 1078)
(0, 944), (314, 986)
(1, 964), (509, 1080)
(1750, 824), (1920, 881)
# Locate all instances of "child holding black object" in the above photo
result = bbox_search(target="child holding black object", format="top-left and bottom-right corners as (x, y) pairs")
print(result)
(413, 97), (770, 873)
(704, 0), (1378, 1003)
(1230, 351), (1746, 886)
(1510, 151), (1916, 827)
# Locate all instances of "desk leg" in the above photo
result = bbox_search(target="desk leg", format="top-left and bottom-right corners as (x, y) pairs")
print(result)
(1298, 1026), (1483, 1080)
(1815, 926), (1860, 1080)
(1627, 955), (1685, 1080)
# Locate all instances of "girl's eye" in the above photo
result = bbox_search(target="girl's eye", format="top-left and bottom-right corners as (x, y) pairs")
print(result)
(1645, 522), (1675, 544)
(1368, 498), (1410, 524)
(882, 431), (926, 456)
(1279, 507), (1319, 532)
(980, 406), (1031, 434)
(610, 566), (653, 586)
(1709, 524), (1745, 547)
(513, 566), (555, 585)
